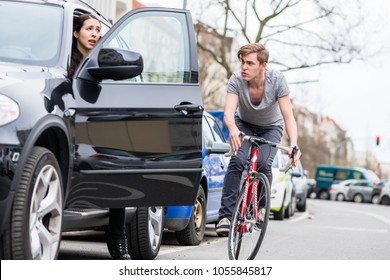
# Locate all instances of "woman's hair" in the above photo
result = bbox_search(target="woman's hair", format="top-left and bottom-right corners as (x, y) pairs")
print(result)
(237, 43), (269, 64)
(68, 13), (99, 79)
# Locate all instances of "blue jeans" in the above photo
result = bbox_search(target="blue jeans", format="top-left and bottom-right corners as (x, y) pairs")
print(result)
(218, 116), (283, 221)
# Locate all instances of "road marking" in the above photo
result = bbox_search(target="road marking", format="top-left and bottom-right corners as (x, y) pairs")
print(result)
(310, 200), (390, 227)
(288, 211), (310, 223)
(159, 228), (227, 256)
(304, 225), (388, 233)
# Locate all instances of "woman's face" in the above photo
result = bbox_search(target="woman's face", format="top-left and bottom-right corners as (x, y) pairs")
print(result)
(74, 18), (101, 57)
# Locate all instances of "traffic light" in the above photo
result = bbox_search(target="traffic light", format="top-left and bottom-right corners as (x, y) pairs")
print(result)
(376, 136), (380, 146)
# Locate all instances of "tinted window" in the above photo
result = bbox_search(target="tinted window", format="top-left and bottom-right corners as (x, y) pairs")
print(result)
(0, 1), (62, 66)
(334, 170), (348, 180)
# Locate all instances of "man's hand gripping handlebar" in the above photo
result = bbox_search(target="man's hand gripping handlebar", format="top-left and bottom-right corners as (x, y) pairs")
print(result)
(224, 132), (297, 173)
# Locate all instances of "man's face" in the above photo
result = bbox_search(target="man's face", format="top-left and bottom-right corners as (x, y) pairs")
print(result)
(240, 52), (266, 81)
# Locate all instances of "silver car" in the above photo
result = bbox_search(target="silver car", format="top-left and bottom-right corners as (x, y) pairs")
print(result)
(346, 180), (377, 203)
(379, 181), (390, 205)
(329, 179), (360, 201)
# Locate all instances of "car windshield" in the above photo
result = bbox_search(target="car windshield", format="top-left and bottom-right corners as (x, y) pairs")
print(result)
(0, 1), (63, 66)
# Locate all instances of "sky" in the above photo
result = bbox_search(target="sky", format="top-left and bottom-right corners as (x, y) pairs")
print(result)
(139, 0), (390, 167)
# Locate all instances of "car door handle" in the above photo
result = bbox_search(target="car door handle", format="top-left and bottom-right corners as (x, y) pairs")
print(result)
(174, 104), (203, 116)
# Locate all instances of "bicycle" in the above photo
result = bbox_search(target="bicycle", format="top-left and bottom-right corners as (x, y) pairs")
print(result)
(225, 132), (296, 260)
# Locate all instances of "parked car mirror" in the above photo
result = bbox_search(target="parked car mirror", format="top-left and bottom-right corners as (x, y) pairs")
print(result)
(206, 142), (231, 155)
(87, 48), (143, 81)
(291, 172), (302, 178)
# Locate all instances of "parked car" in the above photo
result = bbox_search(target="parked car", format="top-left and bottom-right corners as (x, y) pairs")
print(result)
(329, 179), (360, 201)
(314, 165), (379, 200)
(371, 179), (389, 204)
(270, 151), (296, 220)
(379, 180), (390, 205)
(163, 112), (230, 245)
(290, 160), (308, 212)
(346, 180), (376, 203)
(0, 0), (203, 260)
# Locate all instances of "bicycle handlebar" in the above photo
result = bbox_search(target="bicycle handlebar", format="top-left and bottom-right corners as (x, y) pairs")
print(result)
(224, 133), (294, 173)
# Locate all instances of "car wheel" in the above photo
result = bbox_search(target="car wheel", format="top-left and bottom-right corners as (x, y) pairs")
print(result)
(1, 147), (63, 259)
(285, 193), (295, 219)
(309, 191), (317, 199)
(336, 193), (345, 201)
(175, 186), (206, 245)
(297, 200), (307, 212)
(371, 194), (380, 204)
(127, 206), (163, 260)
(353, 194), (364, 203)
(273, 193), (285, 221)
(380, 195), (390, 205)
(319, 190), (329, 200)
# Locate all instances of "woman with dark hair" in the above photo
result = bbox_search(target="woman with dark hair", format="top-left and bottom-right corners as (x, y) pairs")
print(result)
(70, 13), (131, 260)
(69, 13), (100, 78)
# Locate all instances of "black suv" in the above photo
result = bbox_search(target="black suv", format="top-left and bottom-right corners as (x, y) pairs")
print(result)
(0, 0), (203, 260)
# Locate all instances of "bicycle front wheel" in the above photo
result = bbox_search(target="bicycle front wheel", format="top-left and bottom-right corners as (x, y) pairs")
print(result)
(228, 172), (270, 260)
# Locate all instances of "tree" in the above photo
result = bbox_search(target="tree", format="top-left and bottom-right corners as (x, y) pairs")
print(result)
(193, 0), (365, 100)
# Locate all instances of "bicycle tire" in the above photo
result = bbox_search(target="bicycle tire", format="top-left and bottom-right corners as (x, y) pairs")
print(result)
(228, 172), (270, 260)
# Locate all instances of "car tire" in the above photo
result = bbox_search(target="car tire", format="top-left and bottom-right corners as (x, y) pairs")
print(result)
(175, 186), (206, 246)
(1, 147), (63, 260)
(297, 200), (306, 212)
(285, 193), (295, 219)
(336, 193), (345, 201)
(309, 191), (317, 199)
(371, 194), (380, 204)
(319, 190), (329, 200)
(353, 193), (364, 203)
(127, 206), (164, 260)
(380, 195), (390, 205)
(273, 193), (285, 221)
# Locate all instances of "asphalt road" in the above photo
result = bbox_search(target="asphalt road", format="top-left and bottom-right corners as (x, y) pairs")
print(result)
(59, 199), (390, 260)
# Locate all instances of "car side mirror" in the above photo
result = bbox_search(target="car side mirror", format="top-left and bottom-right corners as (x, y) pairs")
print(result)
(87, 48), (143, 81)
(291, 172), (302, 178)
(206, 142), (230, 155)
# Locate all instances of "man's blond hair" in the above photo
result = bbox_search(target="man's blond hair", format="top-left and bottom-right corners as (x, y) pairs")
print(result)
(237, 43), (269, 64)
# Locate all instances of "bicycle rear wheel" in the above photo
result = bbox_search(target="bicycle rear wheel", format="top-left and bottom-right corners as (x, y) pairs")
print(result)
(228, 172), (270, 260)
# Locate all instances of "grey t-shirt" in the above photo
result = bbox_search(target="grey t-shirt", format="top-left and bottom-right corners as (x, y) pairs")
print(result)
(227, 68), (289, 126)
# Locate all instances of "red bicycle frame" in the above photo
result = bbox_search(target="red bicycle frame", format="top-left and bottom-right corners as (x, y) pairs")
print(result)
(238, 144), (259, 232)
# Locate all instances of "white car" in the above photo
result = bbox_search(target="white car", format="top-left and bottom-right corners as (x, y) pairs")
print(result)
(270, 150), (295, 220)
(329, 179), (360, 201)
(379, 180), (390, 205)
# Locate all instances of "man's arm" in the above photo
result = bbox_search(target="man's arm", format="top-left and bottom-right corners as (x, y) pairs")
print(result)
(278, 95), (301, 165)
(224, 93), (241, 151)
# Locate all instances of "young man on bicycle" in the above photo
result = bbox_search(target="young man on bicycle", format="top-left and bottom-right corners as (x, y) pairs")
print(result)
(216, 43), (301, 236)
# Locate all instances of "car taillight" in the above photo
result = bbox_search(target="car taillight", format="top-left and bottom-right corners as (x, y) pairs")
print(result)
(90, 154), (118, 160)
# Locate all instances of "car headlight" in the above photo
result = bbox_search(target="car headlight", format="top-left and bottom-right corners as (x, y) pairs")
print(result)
(0, 94), (20, 126)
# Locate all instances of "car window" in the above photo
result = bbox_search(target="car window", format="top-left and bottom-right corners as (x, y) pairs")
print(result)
(0, 1), (62, 66)
(334, 170), (349, 180)
(351, 171), (364, 180)
(102, 11), (191, 84)
(203, 115), (225, 148)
